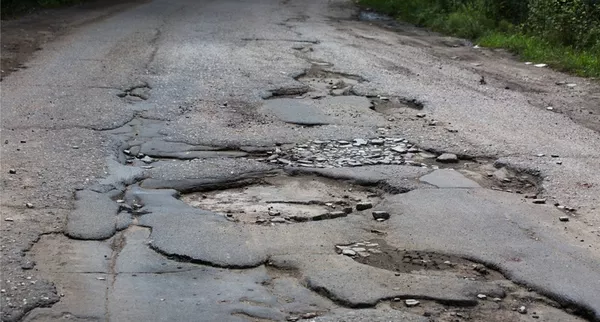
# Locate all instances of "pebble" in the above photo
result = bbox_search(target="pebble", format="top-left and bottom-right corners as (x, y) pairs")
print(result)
(4, 218), (14, 222)
(353, 138), (368, 146)
(534, 63), (547, 68)
(342, 249), (357, 256)
(356, 202), (373, 211)
(566, 83), (577, 88)
(532, 199), (546, 204)
(436, 153), (458, 163)
(517, 306), (527, 314)
(559, 216), (570, 222)
(141, 156), (154, 164)
(536, 153), (545, 157)
(8, 169), (16, 174)
(546, 107), (553, 111)
(416, 113), (426, 118)
(372, 211), (391, 220)
(302, 312), (318, 319)
(25, 203), (34, 209)
(556, 161), (563, 165)
(492, 297), (502, 302)
(477, 294), (487, 299)
(391, 146), (407, 153)
(270, 217), (286, 223)
(405, 299), (420, 307)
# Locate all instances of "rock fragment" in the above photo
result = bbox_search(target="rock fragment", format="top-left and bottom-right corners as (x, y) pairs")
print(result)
(405, 299), (420, 307)
(372, 211), (390, 220)
(356, 202), (373, 211)
(436, 153), (458, 163)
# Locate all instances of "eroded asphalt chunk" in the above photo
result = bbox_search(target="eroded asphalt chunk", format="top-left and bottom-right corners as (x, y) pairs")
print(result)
(1, 0), (600, 321)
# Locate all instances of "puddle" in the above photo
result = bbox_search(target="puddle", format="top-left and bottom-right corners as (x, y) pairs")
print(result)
(182, 175), (380, 224)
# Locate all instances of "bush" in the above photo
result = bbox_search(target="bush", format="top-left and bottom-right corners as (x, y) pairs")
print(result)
(359, 0), (600, 77)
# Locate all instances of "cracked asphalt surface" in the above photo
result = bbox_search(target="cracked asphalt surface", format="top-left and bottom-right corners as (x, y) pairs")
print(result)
(1, 0), (600, 321)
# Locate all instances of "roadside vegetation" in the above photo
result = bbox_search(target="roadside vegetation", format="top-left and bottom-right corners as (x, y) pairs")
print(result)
(1, 0), (83, 18)
(358, 0), (600, 77)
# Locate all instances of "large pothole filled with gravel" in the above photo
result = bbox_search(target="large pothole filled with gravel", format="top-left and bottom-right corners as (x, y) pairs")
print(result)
(182, 175), (380, 224)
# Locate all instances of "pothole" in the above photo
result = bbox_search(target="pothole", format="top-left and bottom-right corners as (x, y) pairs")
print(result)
(339, 239), (503, 281)
(182, 175), (380, 224)
(337, 240), (587, 321)
(117, 81), (151, 102)
(259, 138), (540, 195)
(261, 137), (430, 168)
(295, 64), (366, 98)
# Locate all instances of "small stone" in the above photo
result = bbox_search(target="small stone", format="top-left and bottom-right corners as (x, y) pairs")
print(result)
(556, 161), (563, 165)
(370, 139), (385, 145)
(518, 306), (527, 314)
(268, 210), (281, 216)
(352, 247), (367, 252)
(21, 261), (35, 270)
(492, 297), (502, 302)
(436, 153), (458, 163)
(536, 153), (545, 157)
(25, 203), (34, 209)
(566, 83), (577, 88)
(405, 299), (420, 307)
(557, 205), (566, 210)
(141, 156), (154, 164)
(72, 145), (80, 149)
(286, 316), (299, 322)
(270, 217), (286, 223)
(356, 202), (373, 211)
(416, 113), (426, 118)
(353, 139), (368, 146)
(551, 154), (559, 158)
(525, 62), (532, 65)
(559, 216), (569, 222)
(372, 211), (390, 220)
(342, 249), (357, 256)
(8, 169), (16, 174)
(477, 294), (487, 299)
(546, 107), (553, 111)
(96, 277), (106, 281)
(534, 63), (547, 68)
(532, 199), (546, 204)
(302, 312), (318, 319)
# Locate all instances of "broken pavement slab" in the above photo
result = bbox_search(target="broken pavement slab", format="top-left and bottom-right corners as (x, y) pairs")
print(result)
(65, 190), (120, 240)
(270, 254), (505, 307)
(261, 98), (331, 125)
(419, 169), (481, 188)
(378, 188), (600, 318)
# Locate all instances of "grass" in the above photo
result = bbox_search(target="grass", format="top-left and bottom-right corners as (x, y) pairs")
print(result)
(359, 0), (600, 78)
(479, 33), (600, 78)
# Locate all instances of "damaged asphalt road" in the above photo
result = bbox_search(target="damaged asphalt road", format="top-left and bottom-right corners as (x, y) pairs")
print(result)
(1, 0), (600, 321)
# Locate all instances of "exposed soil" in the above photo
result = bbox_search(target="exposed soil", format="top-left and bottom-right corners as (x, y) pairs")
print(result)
(348, 239), (586, 322)
(0, 0), (146, 81)
(183, 175), (381, 224)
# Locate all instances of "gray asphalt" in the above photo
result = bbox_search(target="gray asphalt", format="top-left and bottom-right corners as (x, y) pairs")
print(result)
(1, 0), (600, 321)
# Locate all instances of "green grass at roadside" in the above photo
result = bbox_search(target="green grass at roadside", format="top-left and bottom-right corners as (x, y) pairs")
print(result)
(359, 0), (600, 78)
(479, 33), (600, 78)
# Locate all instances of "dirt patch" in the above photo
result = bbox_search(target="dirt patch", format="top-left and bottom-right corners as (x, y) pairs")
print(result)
(182, 175), (380, 224)
(347, 239), (504, 281)
(0, 0), (145, 81)
(343, 239), (586, 322)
